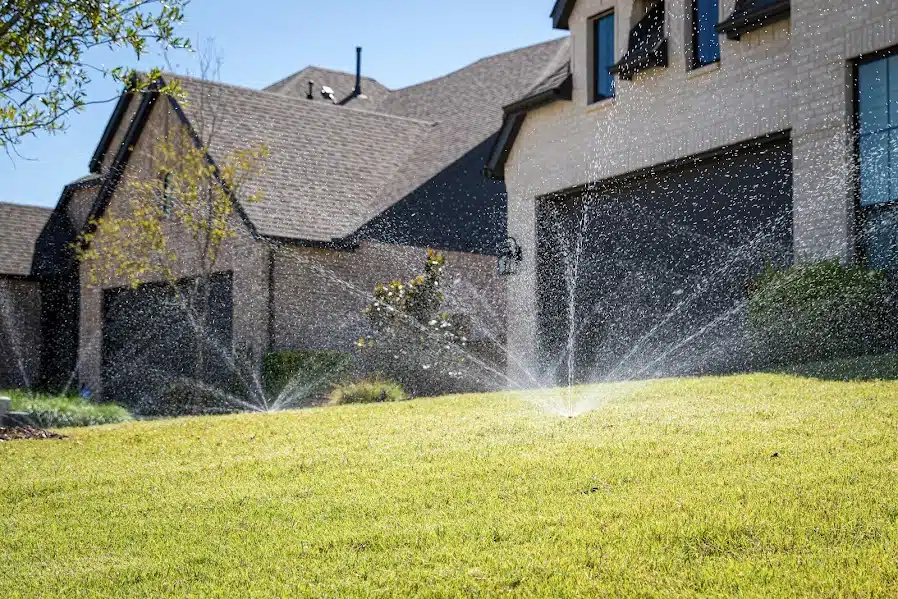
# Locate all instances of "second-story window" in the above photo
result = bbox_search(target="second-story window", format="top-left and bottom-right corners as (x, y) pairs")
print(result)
(593, 11), (616, 102)
(691, 0), (720, 69)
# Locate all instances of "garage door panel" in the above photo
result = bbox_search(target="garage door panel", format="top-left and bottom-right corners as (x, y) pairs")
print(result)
(102, 273), (233, 411)
(537, 140), (793, 383)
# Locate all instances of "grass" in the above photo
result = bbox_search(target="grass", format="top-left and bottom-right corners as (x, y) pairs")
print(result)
(3, 390), (132, 428)
(1, 372), (897, 597)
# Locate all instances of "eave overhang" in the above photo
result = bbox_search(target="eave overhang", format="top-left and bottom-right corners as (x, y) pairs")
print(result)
(88, 90), (134, 173)
(550, 0), (575, 30)
(484, 73), (572, 181)
(716, 0), (790, 40)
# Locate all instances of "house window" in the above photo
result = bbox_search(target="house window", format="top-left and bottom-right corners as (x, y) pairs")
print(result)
(691, 0), (720, 69)
(857, 53), (898, 268)
(161, 172), (174, 216)
(592, 12), (616, 102)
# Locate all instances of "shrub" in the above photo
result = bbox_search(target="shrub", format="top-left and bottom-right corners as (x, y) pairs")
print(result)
(358, 250), (475, 396)
(263, 350), (352, 400)
(327, 379), (407, 406)
(748, 260), (894, 364)
(7, 391), (132, 428)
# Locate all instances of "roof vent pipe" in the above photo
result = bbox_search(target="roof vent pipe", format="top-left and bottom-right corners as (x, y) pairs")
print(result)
(307, 80), (314, 100)
(354, 46), (362, 96)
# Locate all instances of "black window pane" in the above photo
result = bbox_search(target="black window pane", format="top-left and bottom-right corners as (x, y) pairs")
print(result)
(858, 60), (888, 134)
(694, 0), (720, 68)
(594, 13), (615, 101)
(858, 53), (898, 268)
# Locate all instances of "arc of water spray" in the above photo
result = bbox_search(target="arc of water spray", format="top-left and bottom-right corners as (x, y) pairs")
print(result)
(602, 213), (788, 381)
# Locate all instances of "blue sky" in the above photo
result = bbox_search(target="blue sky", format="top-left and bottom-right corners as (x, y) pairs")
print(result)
(1, 0), (564, 208)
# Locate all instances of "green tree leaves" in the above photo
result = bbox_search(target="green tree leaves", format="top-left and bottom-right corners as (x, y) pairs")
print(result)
(0, 0), (190, 149)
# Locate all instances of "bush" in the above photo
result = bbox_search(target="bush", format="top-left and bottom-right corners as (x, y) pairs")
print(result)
(359, 249), (478, 396)
(327, 379), (407, 406)
(263, 350), (352, 400)
(748, 260), (895, 364)
(6, 391), (132, 428)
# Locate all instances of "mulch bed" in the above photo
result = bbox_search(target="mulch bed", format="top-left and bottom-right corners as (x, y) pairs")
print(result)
(0, 426), (67, 442)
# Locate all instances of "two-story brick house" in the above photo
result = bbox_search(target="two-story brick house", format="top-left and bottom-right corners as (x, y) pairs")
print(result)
(487, 0), (898, 382)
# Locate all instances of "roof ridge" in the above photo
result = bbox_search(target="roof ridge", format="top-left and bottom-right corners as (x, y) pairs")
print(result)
(162, 73), (437, 127)
(264, 65), (390, 92)
(389, 36), (569, 95)
(0, 201), (53, 212)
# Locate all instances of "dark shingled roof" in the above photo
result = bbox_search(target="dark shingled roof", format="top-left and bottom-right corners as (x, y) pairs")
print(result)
(265, 66), (391, 111)
(164, 38), (568, 244)
(169, 76), (436, 242)
(717, 0), (790, 39)
(353, 37), (570, 227)
(0, 202), (53, 276)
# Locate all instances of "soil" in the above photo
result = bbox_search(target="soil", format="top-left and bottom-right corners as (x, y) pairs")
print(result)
(0, 426), (67, 442)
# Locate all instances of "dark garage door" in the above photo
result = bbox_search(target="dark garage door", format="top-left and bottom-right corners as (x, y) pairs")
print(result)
(102, 273), (233, 411)
(537, 138), (793, 383)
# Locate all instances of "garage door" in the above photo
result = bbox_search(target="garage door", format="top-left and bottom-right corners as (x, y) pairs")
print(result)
(102, 273), (233, 411)
(536, 138), (793, 383)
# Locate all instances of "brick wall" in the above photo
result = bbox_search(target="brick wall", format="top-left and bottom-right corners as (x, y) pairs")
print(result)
(503, 0), (898, 379)
(0, 278), (41, 389)
(66, 185), (100, 232)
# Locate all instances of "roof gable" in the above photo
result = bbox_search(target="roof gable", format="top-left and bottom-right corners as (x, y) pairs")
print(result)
(89, 76), (435, 244)
(88, 91), (134, 174)
(485, 39), (573, 180)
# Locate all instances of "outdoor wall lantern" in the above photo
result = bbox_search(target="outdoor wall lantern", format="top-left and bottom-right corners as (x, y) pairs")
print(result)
(497, 236), (523, 276)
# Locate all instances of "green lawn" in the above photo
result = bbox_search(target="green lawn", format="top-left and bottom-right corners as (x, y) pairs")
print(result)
(2, 373), (898, 597)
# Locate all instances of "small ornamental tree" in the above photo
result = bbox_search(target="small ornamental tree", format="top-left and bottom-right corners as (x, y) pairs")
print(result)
(359, 250), (472, 394)
(77, 126), (269, 293)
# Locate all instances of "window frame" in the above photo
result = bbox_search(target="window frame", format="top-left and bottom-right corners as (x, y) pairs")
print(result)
(852, 45), (898, 268)
(590, 10), (616, 104)
(690, 0), (721, 70)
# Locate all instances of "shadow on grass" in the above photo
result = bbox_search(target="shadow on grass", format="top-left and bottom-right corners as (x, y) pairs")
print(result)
(766, 352), (898, 382)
